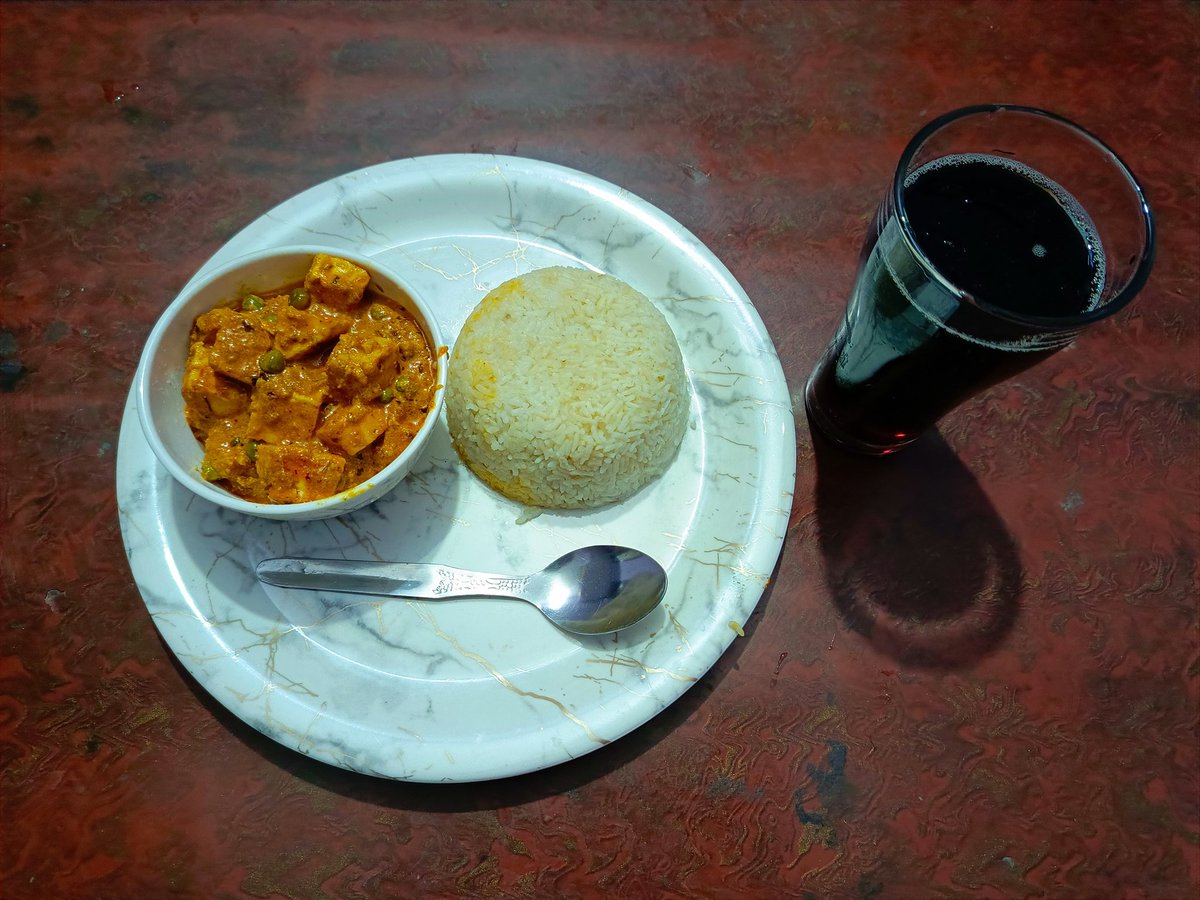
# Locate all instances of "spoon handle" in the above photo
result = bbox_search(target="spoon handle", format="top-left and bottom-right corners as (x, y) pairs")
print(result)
(255, 557), (529, 601)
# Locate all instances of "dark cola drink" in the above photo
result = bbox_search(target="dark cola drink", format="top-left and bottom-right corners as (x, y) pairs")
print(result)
(805, 153), (1107, 454)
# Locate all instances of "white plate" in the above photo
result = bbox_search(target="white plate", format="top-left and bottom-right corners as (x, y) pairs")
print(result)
(116, 155), (796, 782)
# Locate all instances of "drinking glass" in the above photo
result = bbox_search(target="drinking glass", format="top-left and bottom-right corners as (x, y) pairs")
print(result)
(804, 104), (1155, 455)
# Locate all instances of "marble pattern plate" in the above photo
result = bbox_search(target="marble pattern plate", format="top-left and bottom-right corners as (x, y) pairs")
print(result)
(116, 155), (796, 782)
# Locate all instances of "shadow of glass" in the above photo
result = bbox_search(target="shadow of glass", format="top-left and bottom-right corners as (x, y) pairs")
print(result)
(154, 547), (786, 810)
(813, 428), (1022, 669)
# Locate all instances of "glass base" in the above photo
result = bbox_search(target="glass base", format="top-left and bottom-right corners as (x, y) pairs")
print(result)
(803, 372), (918, 457)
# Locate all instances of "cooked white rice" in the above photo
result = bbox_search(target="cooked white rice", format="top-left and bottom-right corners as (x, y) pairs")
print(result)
(446, 266), (689, 509)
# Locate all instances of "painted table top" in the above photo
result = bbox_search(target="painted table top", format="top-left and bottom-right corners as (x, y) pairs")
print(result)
(2, 2), (1196, 896)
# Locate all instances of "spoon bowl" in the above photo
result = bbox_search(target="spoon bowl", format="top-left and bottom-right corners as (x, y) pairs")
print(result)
(528, 546), (669, 634)
(255, 545), (669, 635)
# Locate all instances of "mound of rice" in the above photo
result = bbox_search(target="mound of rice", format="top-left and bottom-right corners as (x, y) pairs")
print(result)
(446, 266), (689, 509)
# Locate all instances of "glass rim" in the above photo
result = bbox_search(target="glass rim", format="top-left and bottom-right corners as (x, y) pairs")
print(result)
(892, 104), (1156, 330)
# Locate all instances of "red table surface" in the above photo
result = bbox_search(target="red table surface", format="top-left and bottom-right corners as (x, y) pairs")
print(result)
(1, 2), (1196, 897)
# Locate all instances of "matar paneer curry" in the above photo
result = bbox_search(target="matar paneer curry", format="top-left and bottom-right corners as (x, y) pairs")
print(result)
(182, 253), (436, 504)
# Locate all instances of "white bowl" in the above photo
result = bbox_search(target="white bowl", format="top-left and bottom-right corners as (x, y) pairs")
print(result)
(135, 245), (446, 521)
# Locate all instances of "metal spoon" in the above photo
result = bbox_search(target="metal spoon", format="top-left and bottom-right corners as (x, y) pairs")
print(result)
(255, 545), (668, 635)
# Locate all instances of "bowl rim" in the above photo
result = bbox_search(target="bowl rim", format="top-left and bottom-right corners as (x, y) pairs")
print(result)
(134, 244), (447, 518)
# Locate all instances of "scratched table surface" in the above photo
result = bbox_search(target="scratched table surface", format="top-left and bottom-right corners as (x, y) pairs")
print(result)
(2, 1), (1197, 897)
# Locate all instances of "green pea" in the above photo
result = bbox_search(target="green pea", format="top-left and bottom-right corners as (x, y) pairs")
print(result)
(288, 288), (311, 310)
(242, 294), (265, 311)
(244, 441), (258, 462)
(258, 349), (286, 374)
(394, 376), (410, 393)
(200, 461), (220, 481)
(368, 304), (390, 320)
(379, 387), (394, 403)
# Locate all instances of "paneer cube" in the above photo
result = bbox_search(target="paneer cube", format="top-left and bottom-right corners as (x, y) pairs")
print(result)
(204, 378), (250, 418)
(325, 331), (400, 400)
(304, 253), (369, 311)
(201, 422), (256, 482)
(254, 442), (346, 503)
(182, 343), (249, 437)
(247, 366), (329, 443)
(317, 401), (388, 456)
(268, 302), (353, 360)
(182, 342), (214, 408)
(193, 307), (245, 343)
(210, 318), (272, 384)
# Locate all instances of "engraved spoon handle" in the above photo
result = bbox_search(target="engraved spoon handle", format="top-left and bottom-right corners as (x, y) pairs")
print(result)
(254, 558), (531, 601)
